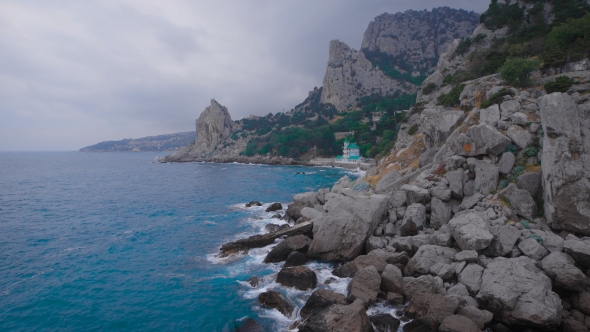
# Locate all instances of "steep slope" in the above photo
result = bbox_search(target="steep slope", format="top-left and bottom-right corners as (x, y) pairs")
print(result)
(79, 132), (195, 152)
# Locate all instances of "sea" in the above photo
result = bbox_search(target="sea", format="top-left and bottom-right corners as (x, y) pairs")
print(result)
(0, 152), (401, 331)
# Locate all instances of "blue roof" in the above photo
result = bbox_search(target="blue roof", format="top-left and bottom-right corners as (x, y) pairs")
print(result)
(347, 143), (359, 149)
(348, 155), (360, 160)
(335, 155), (343, 159)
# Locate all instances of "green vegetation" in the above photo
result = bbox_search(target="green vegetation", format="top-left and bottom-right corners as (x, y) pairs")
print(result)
(504, 144), (518, 154)
(480, 0), (525, 32)
(443, 70), (477, 86)
(242, 93), (415, 160)
(523, 146), (539, 157)
(500, 58), (539, 86)
(456, 38), (473, 55)
(544, 76), (575, 93)
(363, 50), (427, 86)
(422, 82), (438, 95)
(437, 84), (465, 107)
(498, 194), (512, 207)
(480, 88), (515, 109)
(408, 124), (419, 135)
(541, 12), (590, 67)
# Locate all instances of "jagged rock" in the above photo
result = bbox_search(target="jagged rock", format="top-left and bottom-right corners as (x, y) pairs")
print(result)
(234, 317), (263, 332)
(483, 225), (520, 257)
(333, 255), (388, 278)
(457, 306), (493, 330)
(369, 314), (401, 332)
(193, 99), (234, 156)
(265, 202), (282, 212)
(264, 235), (311, 263)
(264, 223), (289, 233)
(300, 207), (321, 220)
(220, 222), (312, 256)
(474, 162), (499, 196)
(403, 275), (444, 300)
(563, 318), (590, 332)
(429, 186), (452, 201)
(276, 266), (317, 290)
(246, 201), (262, 207)
(421, 108), (466, 149)
(459, 193), (484, 211)
(401, 318), (436, 332)
(480, 104), (501, 126)
(298, 299), (373, 332)
(347, 266), (381, 306)
(510, 112), (529, 126)
(516, 172), (542, 198)
(369, 249), (409, 266)
(404, 245), (457, 277)
(389, 237), (413, 253)
(390, 191), (407, 208)
(257, 291), (294, 317)
(518, 238), (548, 261)
(285, 203), (304, 220)
(384, 222), (395, 236)
(448, 212), (494, 251)
(284, 251), (308, 267)
(430, 197), (452, 230)
(458, 263), (484, 294)
(293, 192), (319, 208)
(455, 250), (478, 263)
(463, 180), (475, 197)
(476, 257), (563, 329)
(381, 264), (403, 294)
(450, 124), (512, 157)
(446, 170), (466, 199)
(563, 236), (590, 268)
(540, 93), (590, 235)
(376, 170), (401, 193)
(331, 176), (354, 193)
(500, 100), (520, 118)
(300, 289), (347, 319)
(386, 292), (405, 305)
(246, 276), (262, 287)
(497, 152), (515, 174)
(507, 125), (535, 149)
(399, 203), (426, 236)
(401, 184), (430, 205)
(308, 190), (389, 261)
(509, 188), (538, 220)
(439, 315), (479, 332)
(365, 236), (385, 253)
(411, 234), (432, 250)
(571, 291), (590, 316)
(446, 283), (469, 299)
(429, 263), (455, 280)
(406, 292), (460, 325)
(320, 39), (414, 112)
(541, 252), (586, 292)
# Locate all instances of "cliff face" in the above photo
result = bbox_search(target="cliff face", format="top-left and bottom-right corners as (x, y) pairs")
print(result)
(320, 40), (417, 112)
(361, 7), (480, 75)
(194, 99), (235, 156)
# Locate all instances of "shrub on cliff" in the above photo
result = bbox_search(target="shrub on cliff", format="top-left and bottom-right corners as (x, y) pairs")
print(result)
(500, 58), (539, 87)
(541, 12), (590, 67)
(437, 84), (466, 107)
(544, 76), (575, 93)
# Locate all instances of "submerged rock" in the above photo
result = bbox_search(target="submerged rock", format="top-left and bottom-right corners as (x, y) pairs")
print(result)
(257, 291), (294, 317)
(276, 266), (317, 291)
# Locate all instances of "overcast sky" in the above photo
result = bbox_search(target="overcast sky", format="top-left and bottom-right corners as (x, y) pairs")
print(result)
(0, 0), (489, 151)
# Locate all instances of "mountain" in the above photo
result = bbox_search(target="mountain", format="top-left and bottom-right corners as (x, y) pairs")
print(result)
(163, 7), (479, 162)
(79, 132), (195, 152)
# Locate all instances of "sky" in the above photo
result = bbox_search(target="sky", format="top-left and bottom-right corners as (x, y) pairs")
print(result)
(0, 0), (489, 151)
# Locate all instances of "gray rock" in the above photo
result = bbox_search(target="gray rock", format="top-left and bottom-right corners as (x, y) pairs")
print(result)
(421, 108), (466, 149)
(446, 283), (469, 299)
(284, 251), (308, 267)
(500, 100), (520, 118)
(457, 306), (493, 330)
(376, 170), (402, 193)
(333, 255), (388, 278)
(507, 124), (534, 149)
(483, 225), (520, 257)
(369, 314), (400, 332)
(539, 93), (590, 236)
(446, 170), (466, 199)
(293, 192), (320, 208)
(563, 237), (590, 268)
(400, 203), (426, 236)
(264, 235), (311, 263)
(458, 263), (484, 294)
(474, 162), (499, 196)
(297, 299), (373, 332)
(571, 291), (590, 316)
(459, 193), (484, 211)
(516, 172), (542, 198)
(445, 155), (466, 170)
(389, 191), (407, 208)
(429, 186), (452, 201)
(299, 289), (347, 319)
(347, 266), (381, 307)
(300, 207), (321, 220)
(448, 212), (493, 251)
(463, 180), (475, 197)
(331, 176), (354, 193)
(430, 197), (452, 230)
(476, 257), (563, 329)
(384, 222), (396, 236)
(454, 250), (478, 263)
(510, 188), (538, 220)
(498, 152), (515, 174)
(411, 234), (432, 250)
(404, 245), (457, 277)
(563, 318), (590, 332)
(403, 275), (444, 300)
(406, 293), (460, 325)
(450, 124), (512, 157)
(258, 291), (295, 317)
(429, 263), (455, 280)
(381, 264), (403, 294)
(431, 231), (453, 247)
(541, 252), (586, 292)
(365, 236), (385, 253)
(308, 190), (389, 261)
(368, 250), (409, 266)
(510, 112), (529, 126)
(518, 238), (548, 261)
(480, 104), (501, 126)
(276, 266), (317, 290)
(192, 99), (235, 156)
(401, 184), (430, 205)
(439, 315), (479, 332)
(389, 237), (413, 253)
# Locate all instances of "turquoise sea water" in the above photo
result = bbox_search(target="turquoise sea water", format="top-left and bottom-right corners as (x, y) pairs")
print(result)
(0, 152), (360, 331)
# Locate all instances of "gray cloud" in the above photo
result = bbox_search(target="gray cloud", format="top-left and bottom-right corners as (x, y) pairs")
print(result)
(0, 0), (489, 151)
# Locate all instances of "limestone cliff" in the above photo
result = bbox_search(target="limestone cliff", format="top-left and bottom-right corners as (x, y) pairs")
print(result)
(320, 40), (417, 112)
(361, 7), (479, 75)
(193, 99), (235, 156)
